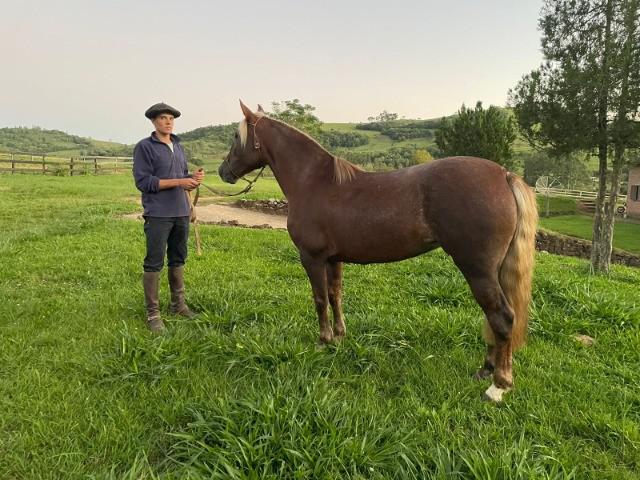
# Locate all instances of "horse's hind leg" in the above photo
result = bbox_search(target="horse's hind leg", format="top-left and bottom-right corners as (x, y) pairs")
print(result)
(465, 274), (515, 402)
(327, 262), (346, 339)
(473, 340), (496, 380)
(300, 252), (333, 345)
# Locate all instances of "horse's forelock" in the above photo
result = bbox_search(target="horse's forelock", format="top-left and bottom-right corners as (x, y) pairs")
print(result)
(238, 119), (248, 149)
(238, 113), (266, 149)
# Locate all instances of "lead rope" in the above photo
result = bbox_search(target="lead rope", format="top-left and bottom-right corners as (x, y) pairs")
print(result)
(186, 117), (266, 255)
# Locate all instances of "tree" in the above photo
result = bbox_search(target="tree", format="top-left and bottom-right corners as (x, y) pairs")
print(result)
(371, 110), (399, 122)
(510, 0), (640, 272)
(411, 149), (433, 165)
(269, 99), (323, 137)
(522, 151), (592, 189)
(434, 101), (518, 169)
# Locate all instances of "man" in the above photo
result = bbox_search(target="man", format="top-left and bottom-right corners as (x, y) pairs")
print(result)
(133, 102), (204, 332)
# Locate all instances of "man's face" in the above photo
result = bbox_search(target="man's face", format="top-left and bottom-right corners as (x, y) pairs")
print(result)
(152, 113), (174, 135)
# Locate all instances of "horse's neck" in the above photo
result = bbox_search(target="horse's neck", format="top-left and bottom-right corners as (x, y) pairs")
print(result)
(264, 123), (333, 199)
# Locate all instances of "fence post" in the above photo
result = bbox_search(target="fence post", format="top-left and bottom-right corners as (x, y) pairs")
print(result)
(70, 157), (74, 176)
(115, 157), (119, 174)
(11, 153), (15, 174)
(42, 155), (46, 175)
(94, 158), (98, 175)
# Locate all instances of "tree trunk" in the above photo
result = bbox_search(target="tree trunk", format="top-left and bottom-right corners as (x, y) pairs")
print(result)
(593, 0), (638, 273)
(590, 145), (610, 272)
(600, 147), (623, 270)
(590, 0), (615, 273)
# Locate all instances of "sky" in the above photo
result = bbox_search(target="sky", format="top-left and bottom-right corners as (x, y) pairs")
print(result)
(1, 0), (545, 144)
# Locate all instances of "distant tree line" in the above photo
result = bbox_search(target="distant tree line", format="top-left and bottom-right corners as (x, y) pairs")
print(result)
(356, 119), (439, 140)
(340, 145), (436, 170)
(318, 130), (369, 148)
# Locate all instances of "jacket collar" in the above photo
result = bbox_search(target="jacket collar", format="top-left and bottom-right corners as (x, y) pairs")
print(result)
(150, 132), (181, 144)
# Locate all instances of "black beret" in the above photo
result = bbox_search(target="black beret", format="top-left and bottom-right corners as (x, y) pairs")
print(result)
(144, 102), (181, 119)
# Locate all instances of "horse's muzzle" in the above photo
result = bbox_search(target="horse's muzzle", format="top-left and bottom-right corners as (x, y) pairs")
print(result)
(218, 162), (237, 184)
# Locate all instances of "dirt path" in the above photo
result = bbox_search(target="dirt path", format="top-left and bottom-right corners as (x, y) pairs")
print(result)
(126, 203), (287, 230)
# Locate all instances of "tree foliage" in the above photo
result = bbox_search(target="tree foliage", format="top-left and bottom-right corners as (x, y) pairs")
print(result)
(522, 151), (592, 189)
(356, 119), (439, 140)
(434, 102), (518, 169)
(510, 0), (640, 272)
(269, 99), (323, 137)
(367, 110), (399, 122)
(318, 130), (369, 148)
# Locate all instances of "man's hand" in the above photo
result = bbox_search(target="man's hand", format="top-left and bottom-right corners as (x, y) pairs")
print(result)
(181, 177), (200, 191)
(192, 168), (205, 184)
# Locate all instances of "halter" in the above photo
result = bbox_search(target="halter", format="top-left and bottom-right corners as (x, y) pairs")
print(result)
(219, 116), (266, 195)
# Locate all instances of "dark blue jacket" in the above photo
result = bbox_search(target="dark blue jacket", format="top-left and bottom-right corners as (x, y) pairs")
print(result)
(133, 132), (191, 217)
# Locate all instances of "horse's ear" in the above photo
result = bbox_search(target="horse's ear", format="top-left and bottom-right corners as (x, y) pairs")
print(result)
(239, 99), (256, 122)
(257, 104), (265, 113)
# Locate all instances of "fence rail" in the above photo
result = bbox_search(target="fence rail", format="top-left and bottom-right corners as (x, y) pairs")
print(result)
(0, 152), (133, 176)
(535, 186), (599, 200)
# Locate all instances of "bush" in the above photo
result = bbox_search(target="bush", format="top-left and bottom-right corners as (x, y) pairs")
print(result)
(319, 130), (369, 148)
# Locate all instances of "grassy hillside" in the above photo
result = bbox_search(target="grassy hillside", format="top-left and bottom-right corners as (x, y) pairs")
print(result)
(0, 119), (541, 175)
(0, 173), (639, 478)
(0, 127), (131, 157)
(324, 122), (435, 153)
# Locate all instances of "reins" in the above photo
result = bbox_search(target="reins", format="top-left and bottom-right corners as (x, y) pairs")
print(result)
(186, 116), (267, 255)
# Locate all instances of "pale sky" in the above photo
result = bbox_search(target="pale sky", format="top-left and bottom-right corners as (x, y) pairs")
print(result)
(1, 0), (544, 144)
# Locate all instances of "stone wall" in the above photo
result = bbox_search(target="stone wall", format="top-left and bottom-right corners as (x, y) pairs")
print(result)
(536, 230), (639, 267)
(236, 199), (288, 216)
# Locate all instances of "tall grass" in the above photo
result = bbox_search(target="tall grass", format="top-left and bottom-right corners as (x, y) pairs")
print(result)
(0, 174), (638, 478)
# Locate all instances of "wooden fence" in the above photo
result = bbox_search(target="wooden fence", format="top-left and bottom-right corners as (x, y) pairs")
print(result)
(534, 186), (598, 199)
(0, 152), (133, 176)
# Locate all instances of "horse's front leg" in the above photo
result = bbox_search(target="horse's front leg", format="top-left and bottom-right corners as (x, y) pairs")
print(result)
(327, 261), (346, 340)
(300, 252), (333, 345)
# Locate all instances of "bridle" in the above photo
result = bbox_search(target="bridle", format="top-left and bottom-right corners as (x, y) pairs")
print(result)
(218, 116), (266, 196)
(185, 116), (269, 255)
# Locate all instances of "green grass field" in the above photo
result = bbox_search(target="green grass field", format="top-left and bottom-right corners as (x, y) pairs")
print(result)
(1, 174), (639, 478)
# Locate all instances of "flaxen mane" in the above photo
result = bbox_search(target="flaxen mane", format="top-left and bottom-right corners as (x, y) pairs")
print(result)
(238, 116), (362, 185)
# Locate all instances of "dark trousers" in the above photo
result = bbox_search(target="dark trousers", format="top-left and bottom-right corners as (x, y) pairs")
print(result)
(143, 216), (190, 272)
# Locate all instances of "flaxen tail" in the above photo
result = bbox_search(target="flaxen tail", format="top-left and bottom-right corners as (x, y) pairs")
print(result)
(499, 173), (538, 350)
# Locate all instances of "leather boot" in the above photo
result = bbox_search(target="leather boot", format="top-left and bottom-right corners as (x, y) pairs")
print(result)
(143, 271), (165, 332)
(168, 266), (197, 319)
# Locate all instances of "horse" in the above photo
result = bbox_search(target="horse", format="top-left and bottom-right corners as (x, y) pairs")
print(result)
(219, 101), (538, 402)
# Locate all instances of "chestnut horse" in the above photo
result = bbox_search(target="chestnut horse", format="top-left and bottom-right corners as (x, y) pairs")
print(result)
(220, 102), (538, 402)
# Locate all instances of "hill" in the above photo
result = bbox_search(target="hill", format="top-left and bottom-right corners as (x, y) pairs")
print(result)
(0, 127), (132, 157)
(0, 114), (535, 172)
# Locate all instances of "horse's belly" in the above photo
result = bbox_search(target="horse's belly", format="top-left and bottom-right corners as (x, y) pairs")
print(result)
(330, 219), (438, 264)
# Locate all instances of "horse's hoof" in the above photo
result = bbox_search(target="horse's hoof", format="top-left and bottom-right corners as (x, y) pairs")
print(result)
(482, 384), (510, 403)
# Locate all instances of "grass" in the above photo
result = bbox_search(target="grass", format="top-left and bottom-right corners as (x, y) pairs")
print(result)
(1, 174), (639, 478)
(536, 196), (579, 216)
(540, 215), (640, 255)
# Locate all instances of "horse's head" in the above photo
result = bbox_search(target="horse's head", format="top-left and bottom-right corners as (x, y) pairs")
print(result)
(219, 101), (267, 184)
